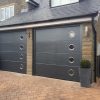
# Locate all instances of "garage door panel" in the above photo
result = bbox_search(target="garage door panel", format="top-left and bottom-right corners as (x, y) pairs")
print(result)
(35, 25), (81, 82)
(36, 42), (56, 53)
(0, 43), (26, 52)
(56, 54), (80, 66)
(0, 43), (18, 51)
(0, 31), (26, 43)
(0, 30), (26, 74)
(0, 61), (26, 73)
(55, 54), (68, 66)
(36, 53), (56, 65)
(0, 40), (26, 44)
(65, 41), (81, 46)
(0, 52), (26, 62)
(36, 28), (67, 41)
(36, 53), (81, 66)
(0, 37), (26, 43)
(56, 42), (81, 53)
(36, 64), (79, 82)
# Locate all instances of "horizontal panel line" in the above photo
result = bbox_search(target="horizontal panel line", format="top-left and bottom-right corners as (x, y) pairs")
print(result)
(36, 63), (79, 67)
(36, 52), (81, 54)
(0, 51), (26, 53)
(0, 42), (26, 43)
(0, 60), (26, 63)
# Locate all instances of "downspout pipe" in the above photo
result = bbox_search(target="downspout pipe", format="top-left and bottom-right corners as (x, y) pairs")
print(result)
(92, 17), (97, 82)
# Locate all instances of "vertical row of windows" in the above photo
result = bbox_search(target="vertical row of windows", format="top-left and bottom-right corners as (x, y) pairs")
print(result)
(0, 5), (14, 21)
(51, 0), (79, 7)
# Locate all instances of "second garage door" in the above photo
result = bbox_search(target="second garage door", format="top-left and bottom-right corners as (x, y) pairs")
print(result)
(34, 25), (82, 82)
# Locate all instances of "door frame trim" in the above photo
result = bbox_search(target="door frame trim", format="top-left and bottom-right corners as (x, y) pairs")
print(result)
(32, 29), (36, 75)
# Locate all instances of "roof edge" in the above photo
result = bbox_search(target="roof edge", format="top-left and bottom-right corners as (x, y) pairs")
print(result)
(0, 11), (98, 28)
(0, 17), (93, 31)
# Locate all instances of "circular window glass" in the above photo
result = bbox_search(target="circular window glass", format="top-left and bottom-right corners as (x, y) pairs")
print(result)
(68, 69), (75, 77)
(20, 54), (23, 60)
(69, 44), (75, 50)
(69, 31), (75, 38)
(69, 57), (74, 63)
(20, 45), (24, 50)
(20, 35), (24, 40)
(20, 64), (24, 70)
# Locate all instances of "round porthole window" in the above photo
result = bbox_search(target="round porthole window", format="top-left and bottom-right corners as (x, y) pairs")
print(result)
(20, 64), (24, 70)
(20, 35), (24, 40)
(20, 45), (24, 50)
(69, 57), (74, 63)
(20, 54), (23, 60)
(69, 31), (75, 38)
(68, 69), (75, 77)
(69, 44), (75, 50)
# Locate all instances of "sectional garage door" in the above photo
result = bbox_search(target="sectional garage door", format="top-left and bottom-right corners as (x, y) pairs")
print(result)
(0, 30), (27, 74)
(35, 25), (82, 82)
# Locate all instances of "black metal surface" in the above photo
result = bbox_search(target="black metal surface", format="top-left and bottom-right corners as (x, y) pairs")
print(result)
(36, 64), (79, 81)
(35, 25), (81, 82)
(92, 17), (97, 82)
(0, 61), (26, 73)
(0, 52), (26, 62)
(96, 56), (100, 77)
(32, 29), (36, 75)
(0, 30), (27, 74)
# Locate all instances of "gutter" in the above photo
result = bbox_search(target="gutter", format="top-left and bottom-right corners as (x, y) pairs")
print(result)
(92, 17), (97, 82)
(0, 17), (92, 31)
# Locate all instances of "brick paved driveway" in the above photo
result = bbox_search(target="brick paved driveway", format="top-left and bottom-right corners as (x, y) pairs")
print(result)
(0, 71), (100, 100)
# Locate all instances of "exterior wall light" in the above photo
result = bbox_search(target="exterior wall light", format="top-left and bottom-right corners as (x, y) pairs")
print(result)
(85, 26), (89, 37)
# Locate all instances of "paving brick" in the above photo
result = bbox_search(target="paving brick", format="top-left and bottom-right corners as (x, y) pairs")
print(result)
(0, 71), (100, 100)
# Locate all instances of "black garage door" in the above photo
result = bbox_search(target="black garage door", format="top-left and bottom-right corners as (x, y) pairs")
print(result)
(35, 25), (82, 82)
(0, 30), (27, 74)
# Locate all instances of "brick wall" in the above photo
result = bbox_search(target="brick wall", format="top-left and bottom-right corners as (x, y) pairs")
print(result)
(97, 26), (100, 43)
(82, 23), (94, 63)
(0, 0), (27, 15)
(26, 28), (33, 75)
(81, 23), (94, 81)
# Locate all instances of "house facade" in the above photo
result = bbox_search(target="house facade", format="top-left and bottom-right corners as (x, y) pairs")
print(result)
(0, 0), (28, 21)
(0, 0), (100, 82)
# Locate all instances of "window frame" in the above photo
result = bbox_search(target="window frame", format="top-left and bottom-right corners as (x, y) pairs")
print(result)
(9, 5), (14, 17)
(50, 0), (79, 8)
(0, 8), (6, 21)
(0, 5), (14, 21)
(5, 6), (10, 19)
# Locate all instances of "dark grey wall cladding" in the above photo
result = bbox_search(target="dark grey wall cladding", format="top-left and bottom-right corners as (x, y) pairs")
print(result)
(0, 0), (100, 27)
